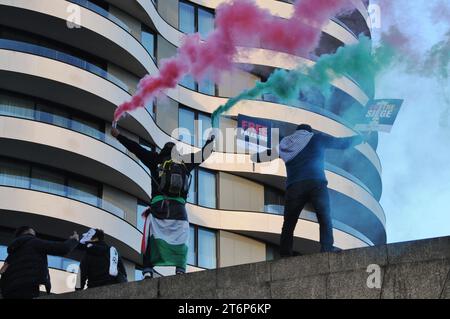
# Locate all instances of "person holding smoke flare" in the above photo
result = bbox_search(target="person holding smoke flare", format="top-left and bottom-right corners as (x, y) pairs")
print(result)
(111, 126), (215, 278)
(253, 124), (365, 256)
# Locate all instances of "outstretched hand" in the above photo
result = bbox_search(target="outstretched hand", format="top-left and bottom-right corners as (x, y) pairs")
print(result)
(207, 131), (216, 142)
(111, 127), (120, 138)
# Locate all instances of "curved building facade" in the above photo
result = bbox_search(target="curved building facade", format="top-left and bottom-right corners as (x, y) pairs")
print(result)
(0, 0), (384, 294)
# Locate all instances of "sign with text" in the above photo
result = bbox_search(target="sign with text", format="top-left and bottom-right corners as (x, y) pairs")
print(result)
(237, 114), (301, 153)
(237, 114), (273, 152)
(355, 99), (403, 133)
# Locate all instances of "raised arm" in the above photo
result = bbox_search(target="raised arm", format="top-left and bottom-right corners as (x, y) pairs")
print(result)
(35, 233), (79, 256)
(319, 134), (364, 150)
(250, 148), (279, 163)
(184, 136), (215, 172)
(112, 127), (158, 168)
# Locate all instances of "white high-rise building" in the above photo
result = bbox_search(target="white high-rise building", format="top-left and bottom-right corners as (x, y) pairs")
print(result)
(0, 0), (384, 294)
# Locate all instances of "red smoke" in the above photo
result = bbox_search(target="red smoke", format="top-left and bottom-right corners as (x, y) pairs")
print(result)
(114, 0), (352, 122)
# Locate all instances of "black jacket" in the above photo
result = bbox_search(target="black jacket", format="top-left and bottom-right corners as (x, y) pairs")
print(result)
(0, 235), (78, 296)
(117, 134), (214, 199)
(78, 241), (127, 289)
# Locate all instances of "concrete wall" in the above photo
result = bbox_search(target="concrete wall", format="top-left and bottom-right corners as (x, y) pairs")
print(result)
(102, 185), (138, 226)
(218, 70), (260, 98)
(107, 64), (140, 94)
(157, 0), (179, 28)
(219, 231), (266, 268)
(46, 236), (450, 299)
(154, 36), (179, 134)
(156, 97), (179, 135)
(218, 172), (264, 212)
(109, 6), (142, 40)
(156, 35), (177, 64)
(218, 116), (238, 153)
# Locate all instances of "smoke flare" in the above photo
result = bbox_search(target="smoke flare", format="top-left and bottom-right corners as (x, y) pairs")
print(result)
(113, 0), (353, 122)
(211, 36), (396, 127)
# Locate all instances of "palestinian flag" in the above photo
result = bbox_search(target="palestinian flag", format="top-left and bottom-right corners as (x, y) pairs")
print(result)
(141, 212), (189, 269)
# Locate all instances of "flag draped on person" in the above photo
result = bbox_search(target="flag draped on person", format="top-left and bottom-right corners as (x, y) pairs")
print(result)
(141, 208), (189, 269)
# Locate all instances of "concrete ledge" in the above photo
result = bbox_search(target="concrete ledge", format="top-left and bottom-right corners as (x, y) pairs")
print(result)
(44, 237), (450, 299)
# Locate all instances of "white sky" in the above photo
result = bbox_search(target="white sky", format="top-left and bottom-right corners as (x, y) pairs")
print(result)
(370, 0), (450, 243)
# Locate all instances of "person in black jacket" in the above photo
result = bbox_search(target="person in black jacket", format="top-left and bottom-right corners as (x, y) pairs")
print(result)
(77, 229), (127, 290)
(0, 226), (79, 299)
(111, 126), (215, 278)
(253, 124), (365, 256)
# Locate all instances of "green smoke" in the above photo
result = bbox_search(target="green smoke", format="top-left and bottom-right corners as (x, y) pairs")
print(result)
(211, 35), (396, 127)
(421, 31), (450, 80)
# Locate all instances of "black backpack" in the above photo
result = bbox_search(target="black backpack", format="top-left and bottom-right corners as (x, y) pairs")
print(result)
(157, 160), (191, 197)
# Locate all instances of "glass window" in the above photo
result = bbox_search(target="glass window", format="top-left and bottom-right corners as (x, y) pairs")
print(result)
(47, 255), (62, 269)
(36, 103), (70, 128)
(90, 0), (109, 11)
(67, 178), (99, 207)
(31, 167), (66, 196)
(264, 186), (285, 215)
(266, 245), (280, 261)
(187, 225), (196, 265)
(198, 8), (214, 40)
(198, 169), (216, 208)
(179, 74), (196, 90)
(145, 100), (156, 119)
(0, 245), (7, 261)
(137, 201), (148, 232)
(179, 1), (196, 34)
(0, 93), (34, 119)
(198, 228), (216, 269)
(0, 159), (30, 188)
(142, 27), (155, 58)
(197, 113), (212, 146)
(71, 116), (103, 140)
(62, 258), (79, 272)
(179, 107), (195, 145)
(187, 169), (197, 204)
(198, 78), (215, 96)
(135, 269), (144, 281)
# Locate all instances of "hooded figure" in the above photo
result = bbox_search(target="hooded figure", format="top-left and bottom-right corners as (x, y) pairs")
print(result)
(0, 226), (78, 299)
(254, 124), (364, 255)
(77, 229), (127, 290)
(111, 126), (215, 278)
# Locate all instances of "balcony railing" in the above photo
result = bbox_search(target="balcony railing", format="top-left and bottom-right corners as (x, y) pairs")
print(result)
(0, 39), (130, 93)
(0, 175), (126, 219)
(67, 0), (131, 33)
(0, 104), (152, 176)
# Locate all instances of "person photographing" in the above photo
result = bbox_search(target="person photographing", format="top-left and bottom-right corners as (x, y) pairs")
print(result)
(111, 126), (215, 278)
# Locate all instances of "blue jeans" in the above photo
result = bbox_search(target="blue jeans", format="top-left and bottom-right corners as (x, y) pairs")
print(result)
(280, 180), (334, 256)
